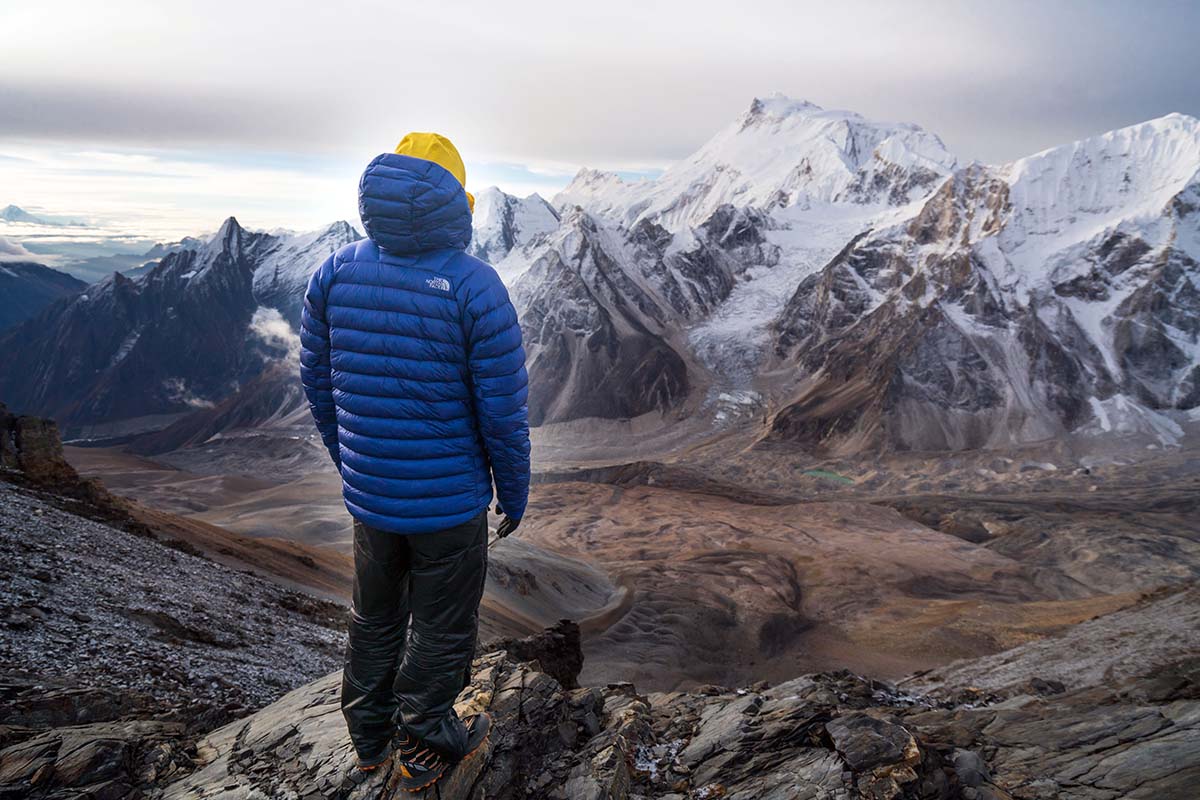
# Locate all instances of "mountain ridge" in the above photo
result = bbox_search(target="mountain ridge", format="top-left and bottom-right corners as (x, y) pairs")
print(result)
(0, 217), (359, 435)
(0, 261), (88, 332)
(4, 97), (1198, 453)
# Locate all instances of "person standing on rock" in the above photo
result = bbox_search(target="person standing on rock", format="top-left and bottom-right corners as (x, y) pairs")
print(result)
(300, 133), (530, 790)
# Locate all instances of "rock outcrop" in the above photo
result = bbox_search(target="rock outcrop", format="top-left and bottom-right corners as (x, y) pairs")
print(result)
(0, 403), (79, 487)
(4, 599), (1198, 799)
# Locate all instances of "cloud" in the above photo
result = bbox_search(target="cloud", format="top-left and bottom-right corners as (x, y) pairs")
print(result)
(3, 1), (1198, 168)
(162, 377), (215, 409)
(249, 306), (300, 360)
(0, 236), (37, 262)
(2, 0), (1198, 240)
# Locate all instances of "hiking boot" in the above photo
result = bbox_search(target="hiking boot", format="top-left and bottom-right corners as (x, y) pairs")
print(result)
(460, 712), (491, 760)
(339, 739), (393, 789)
(392, 713), (492, 793)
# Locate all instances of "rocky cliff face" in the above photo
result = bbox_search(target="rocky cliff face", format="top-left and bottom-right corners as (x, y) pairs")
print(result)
(0, 404), (76, 486)
(511, 209), (693, 425)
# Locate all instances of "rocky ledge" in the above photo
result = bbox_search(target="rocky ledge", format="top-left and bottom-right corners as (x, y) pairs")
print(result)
(5, 600), (1186, 800)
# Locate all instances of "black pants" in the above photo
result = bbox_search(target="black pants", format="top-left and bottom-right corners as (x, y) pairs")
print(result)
(341, 512), (488, 760)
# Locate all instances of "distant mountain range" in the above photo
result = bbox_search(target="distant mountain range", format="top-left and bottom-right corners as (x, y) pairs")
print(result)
(2, 95), (1198, 451)
(490, 96), (1200, 450)
(0, 204), (86, 227)
(0, 219), (359, 437)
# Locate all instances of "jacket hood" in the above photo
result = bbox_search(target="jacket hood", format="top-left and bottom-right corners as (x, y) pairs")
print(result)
(394, 132), (475, 213)
(358, 153), (473, 256)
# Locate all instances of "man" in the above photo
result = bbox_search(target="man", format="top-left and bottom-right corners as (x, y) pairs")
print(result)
(299, 132), (530, 791)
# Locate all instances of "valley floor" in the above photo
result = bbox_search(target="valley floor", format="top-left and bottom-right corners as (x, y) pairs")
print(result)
(62, 421), (1200, 693)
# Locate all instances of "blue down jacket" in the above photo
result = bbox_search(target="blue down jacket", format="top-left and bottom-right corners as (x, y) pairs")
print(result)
(299, 153), (530, 534)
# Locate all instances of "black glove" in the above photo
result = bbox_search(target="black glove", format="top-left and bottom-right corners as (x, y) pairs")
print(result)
(494, 506), (520, 538)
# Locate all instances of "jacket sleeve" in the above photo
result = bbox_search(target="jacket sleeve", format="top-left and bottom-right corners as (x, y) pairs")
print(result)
(299, 254), (341, 469)
(460, 265), (531, 520)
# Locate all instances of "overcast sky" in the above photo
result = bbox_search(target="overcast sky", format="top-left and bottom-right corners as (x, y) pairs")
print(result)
(3, 0), (1199, 239)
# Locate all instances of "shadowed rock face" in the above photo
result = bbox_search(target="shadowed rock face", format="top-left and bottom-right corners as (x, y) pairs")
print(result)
(0, 220), (265, 430)
(0, 404), (76, 486)
(515, 210), (693, 426)
(126, 362), (306, 456)
(0, 262), (87, 333)
(0, 218), (359, 436)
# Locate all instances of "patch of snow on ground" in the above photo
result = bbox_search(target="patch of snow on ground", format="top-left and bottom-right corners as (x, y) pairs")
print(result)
(634, 739), (684, 781)
(710, 389), (764, 425)
(1080, 394), (1185, 446)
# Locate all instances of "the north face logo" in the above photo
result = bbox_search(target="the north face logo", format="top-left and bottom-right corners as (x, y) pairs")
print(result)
(425, 276), (451, 292)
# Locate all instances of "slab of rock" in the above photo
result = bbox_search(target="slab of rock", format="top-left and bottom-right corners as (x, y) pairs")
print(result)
(826, 713), (920, 799)
(0, 719), (192, 797)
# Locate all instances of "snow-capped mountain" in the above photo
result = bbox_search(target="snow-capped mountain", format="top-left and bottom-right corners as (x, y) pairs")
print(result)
(252, 220), (361, 323)
(0, 205), (48, 225)
(3, 96), (1197, 453)
(142, 236), (206, 261)
(770, 114), (1200, 450)
(0, 204), (85, 227)
(501, 96), (1200, 449)
(468, 187), (560, 267)
(0, 218), (359, 433)
(506, 201), (784, 424)
(555, 94), (957, 230)
(498, 96), (963, 426)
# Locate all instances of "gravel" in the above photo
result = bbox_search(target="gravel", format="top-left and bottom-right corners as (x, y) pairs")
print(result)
(0, 483), (345, 713)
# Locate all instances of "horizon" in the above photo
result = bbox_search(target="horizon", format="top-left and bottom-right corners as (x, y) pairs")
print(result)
(4, 99), (1199, 282)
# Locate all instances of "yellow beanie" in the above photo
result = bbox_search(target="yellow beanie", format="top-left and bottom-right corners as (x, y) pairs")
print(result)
(394, 132), (475, 213)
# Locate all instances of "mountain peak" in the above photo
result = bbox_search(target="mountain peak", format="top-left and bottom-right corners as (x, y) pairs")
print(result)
(746, 94), (823, 120)
(1000, 111), (1200, 227)
(558, 96), (957, 229)
(324, 220), (359, 238)
(1144, 111), (1200, 128)
(0, 205), (43, 224)
(470, 187), (561, 264)
(209, 216), (246, 250)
